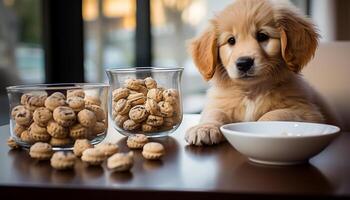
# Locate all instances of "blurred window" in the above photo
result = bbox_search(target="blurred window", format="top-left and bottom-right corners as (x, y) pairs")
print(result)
(83, 0), (136, 82)
(0, 0), (44, 84)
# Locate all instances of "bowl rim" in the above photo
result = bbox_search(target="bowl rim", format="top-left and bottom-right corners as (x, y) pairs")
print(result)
(220, 121), (341, 139)
(105, 67), (184, 73)
(6, 83), (110, 92)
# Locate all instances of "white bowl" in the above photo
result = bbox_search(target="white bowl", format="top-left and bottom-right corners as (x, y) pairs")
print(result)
(220, 121), (340, 165)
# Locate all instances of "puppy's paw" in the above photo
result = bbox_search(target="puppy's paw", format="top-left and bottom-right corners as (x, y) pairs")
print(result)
(185, 123), (224, 146)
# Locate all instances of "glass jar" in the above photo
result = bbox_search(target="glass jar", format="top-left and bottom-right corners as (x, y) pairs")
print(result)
(6, 83), (109, 150)
(106, 67), (183, 137)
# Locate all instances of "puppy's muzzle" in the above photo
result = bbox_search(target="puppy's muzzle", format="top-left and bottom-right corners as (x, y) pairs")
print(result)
(236, 57), (254, 73)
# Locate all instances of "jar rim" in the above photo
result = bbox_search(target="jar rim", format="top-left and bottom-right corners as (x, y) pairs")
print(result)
(105, 67), (184, 73)
(6, 83), (109, 92)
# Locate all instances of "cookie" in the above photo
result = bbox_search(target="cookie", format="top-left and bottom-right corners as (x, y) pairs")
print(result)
(77, 109), (97, 128)
(14, 124), (27, 138)
(7, 137), (20, 149)
(127, 93), (146, 106)
(85, 104), (105, 122)
(84, 95), (101, 106)
(114, 99), (131, 115)
(11, 105), (26, 119)
(50, 92), (66, 99)
(142, 123), (158, 133)
(142, 142), (165, 160)
(95, 142), (119, 157)
(33, 107), (52, 127)
(123, 119), (140, 131)
(69, 124), (89, 139)
(124, 78), (145, 90)
(136, 85), (148, 96)
(47, 120), (69, 138)
(29, 142), (53, 160)
(50, 137), (72, 147)
(67, 89), (85, 99)
(51, 151), (76, 170)
(73, 139), (93, 157)
(67, 96), (85, 112)
(162, 117), (175, 129)
(162, 89), (179, 104)
(146, 115), (164, 127)
(14, 108), (32, 127)
(53, 106), (76, 127)
(147, 88), (163, 102)
(29, 123), (51, 142)
(114, 114), (129, 127)
(158, 101), (174, 117)
(81, 148), (106, 166)
(25, 94), (47, 111)
(144, 77), (157, 89)
(127, 134), (148, 149)
(129, 105), (148, 123)
(21, 93), (33, 105)
(44, 94), (66, 111)
(92, 121), (106, 135)
(20, 130), (34, 144)
(112, 88), (130, 102)
(107, 152), (134, 172)
(145, 98), (160, 115)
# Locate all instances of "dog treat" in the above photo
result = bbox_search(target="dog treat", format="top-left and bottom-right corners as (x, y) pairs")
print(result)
(84, 95), (101, 106)
(7, 137), (20, 149)
(92, 121), (106, 135)
(33, 107), (52, 127)
(111, 77), (181, 134)
(77, 109), (97, 128)
(73, 139), (93, 157)
(21, 93), (33, 105)
(50, 151), (76, 170)
(50, 137), (72, 147)
(29, 123), (51, 142)
(142, 142), (165, 160)
(45, 94), (66, 111)
(107, 152), (134, 172)
(95, 142), (119, 157)
(14, 108), (32, 127)
(29, 142), (53, 160)
(11, 105), (26, 119)
(129, 105), (148, 123)
(69, 124), (89, 139)
(147, 88), (163, 103)
(144, 77), (157, 89)
(47, 120), (69, 138)
(67, 89), (85, 99)
(67, 96), (85, 112)
(20, 130), (34, 144)
(53, 106), (76, 127)
(112, 88), (130, 101)
(127, 134), (148, 149)
(85, 104), (105, 122)
(115, 114), (129, 127)
(123, 119), (140, 131)
(81, 148), (106, 166)
(127, 93), (146, 106)
(14, 124), (26, 138)
(25, 94), (47, 111)
(146, 115), (164, 127)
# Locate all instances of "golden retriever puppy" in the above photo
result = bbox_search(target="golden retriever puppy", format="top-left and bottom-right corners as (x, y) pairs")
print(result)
(186, 0), (339, 146)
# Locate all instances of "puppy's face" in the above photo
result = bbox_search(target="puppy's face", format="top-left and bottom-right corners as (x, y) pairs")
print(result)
(190, 0), (319, 83)
(217, 1), (282, 81)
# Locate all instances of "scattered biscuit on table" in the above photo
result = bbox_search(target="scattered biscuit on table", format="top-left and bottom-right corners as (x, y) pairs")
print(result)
(50, 151), (76, 170)
(81, 148), (106, 166)
(127, 134), (149, 149)
(7, 137), (20, 149)
(73, 139), (93, 157)
(95, 142), (119, 157)
(107, 152), (134, 172)
(142, 142), (165, 160)
(29, 142), (53, 160)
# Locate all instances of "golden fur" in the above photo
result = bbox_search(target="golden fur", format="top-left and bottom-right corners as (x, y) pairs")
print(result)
(186, 0), (339, 146)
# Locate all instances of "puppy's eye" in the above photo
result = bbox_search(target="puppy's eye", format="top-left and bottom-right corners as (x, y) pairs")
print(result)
(227, 37), (236, 45)
(257, 32), (269, 42)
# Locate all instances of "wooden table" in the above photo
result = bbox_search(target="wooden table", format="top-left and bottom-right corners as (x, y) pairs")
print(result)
(1, 114), (350, 200)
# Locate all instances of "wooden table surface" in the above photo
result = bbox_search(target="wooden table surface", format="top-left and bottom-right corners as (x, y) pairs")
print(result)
(1, 114), (350, 200)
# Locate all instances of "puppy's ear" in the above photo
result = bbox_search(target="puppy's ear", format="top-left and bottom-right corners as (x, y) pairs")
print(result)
(275, 6), (319, 73)
(189, 26), (218, 81)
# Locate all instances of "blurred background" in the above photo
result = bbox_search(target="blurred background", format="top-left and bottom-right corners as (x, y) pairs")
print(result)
(0, 0), (349, 125)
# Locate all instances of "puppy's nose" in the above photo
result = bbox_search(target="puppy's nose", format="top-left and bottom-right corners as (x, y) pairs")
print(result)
(236, 57), (254, 72)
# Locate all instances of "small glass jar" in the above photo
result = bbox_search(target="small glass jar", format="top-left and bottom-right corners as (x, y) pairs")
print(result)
(106, 67), (183, 137)
(6, 83), (109, 150)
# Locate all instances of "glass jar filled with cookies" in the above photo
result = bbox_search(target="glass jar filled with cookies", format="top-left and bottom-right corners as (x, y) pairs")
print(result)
(106, 67), (183, 137)
(6, 83), (109, 149)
